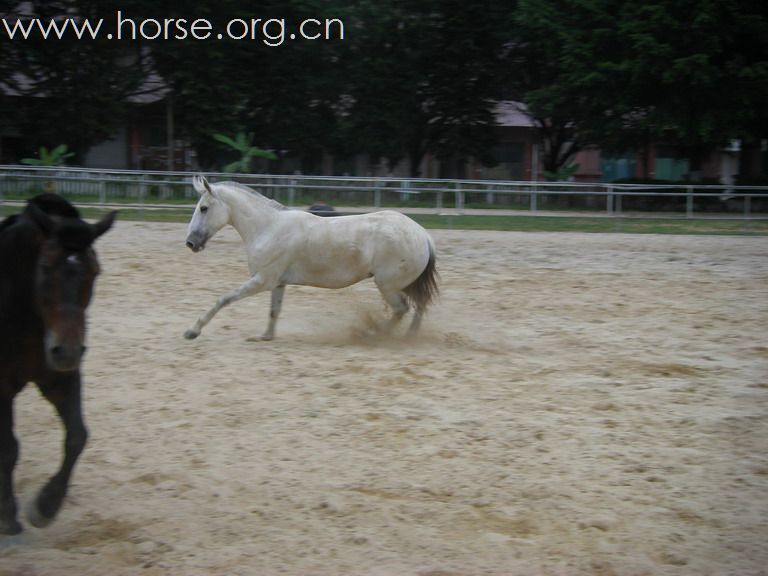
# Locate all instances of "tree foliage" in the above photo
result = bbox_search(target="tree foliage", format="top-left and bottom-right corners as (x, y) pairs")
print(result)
(511, 0), (768, 176)
(20, 144), (74, 166)
(213, 132), (277, 173)
(1, 0), (766, 179)
(340, 0), (511, 176)
(0, 0), (156, 161)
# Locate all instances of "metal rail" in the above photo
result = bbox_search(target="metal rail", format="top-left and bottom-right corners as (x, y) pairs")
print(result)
(1, 165), (766, 219)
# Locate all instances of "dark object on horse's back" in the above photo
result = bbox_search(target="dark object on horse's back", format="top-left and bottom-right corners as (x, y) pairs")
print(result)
(308, 203), (338, 217)
(0, 194), (116, 535)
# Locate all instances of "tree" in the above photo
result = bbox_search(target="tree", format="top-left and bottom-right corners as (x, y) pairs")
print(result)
(213, 132), (277, 173)
(0, 1), (156, 162)
(509, 0), (635, 176)
(143, 0), (350, 172)
(20, 144), (74, 166)
(511, 0), (768, 179)
(341, 0), (512, 176)
(1, 0), (515, 175)
(146, 0), (511, 176)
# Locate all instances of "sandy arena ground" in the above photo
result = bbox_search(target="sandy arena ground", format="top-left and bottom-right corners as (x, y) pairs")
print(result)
(1, 220), (767, 576)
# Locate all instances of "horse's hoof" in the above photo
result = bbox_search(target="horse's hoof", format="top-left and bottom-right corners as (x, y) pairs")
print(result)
(26, 501), (54, 529)
(183, 330), (199, 340)
(245, 334), (273, 342)
(0, 518), (23, 535)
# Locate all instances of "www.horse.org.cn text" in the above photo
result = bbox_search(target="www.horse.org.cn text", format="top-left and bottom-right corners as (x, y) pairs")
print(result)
(1, 11), (345, 46)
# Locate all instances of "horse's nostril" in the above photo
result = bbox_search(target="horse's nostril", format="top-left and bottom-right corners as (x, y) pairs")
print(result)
(186, 241), (194, 249)
(48, 344), (85, 370)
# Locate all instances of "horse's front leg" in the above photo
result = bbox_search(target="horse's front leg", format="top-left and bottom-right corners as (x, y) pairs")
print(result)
(258, 284), (285, 341)
(0, 395), (22, 534)
(184, 273), (267, 340)
(28, 374), (88, 528)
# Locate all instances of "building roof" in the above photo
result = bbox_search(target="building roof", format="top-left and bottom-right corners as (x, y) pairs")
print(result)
(494, 101), (536, 128)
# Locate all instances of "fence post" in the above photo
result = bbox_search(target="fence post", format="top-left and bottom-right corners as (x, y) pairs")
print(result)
(686, 185), (694, 218)
(530, 183), (538, 212)
(401, 180), (409, 203)
(606, 184), (614, 215)
(455, 181), (463, 212)
(139, 177), (146, 221)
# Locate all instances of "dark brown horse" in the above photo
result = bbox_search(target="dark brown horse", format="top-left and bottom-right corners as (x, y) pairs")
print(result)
(0, 194), (115, 535)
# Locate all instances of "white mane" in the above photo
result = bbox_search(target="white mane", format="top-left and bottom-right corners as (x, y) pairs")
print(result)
(215, 180), (286, 211)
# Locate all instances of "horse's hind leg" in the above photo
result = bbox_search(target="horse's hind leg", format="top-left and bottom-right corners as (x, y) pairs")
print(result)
(0, 396), (22, 534)
(28, 375), (87, 528)
(378, 289), (410, 332)
(407, 305), (425, 336)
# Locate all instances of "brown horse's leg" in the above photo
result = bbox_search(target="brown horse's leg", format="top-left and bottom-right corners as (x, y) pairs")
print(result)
(0, 396), (22, 534)
(28, 374), (88, 528)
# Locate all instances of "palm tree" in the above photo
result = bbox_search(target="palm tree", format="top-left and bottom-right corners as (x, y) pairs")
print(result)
(212, 132), (276, 173)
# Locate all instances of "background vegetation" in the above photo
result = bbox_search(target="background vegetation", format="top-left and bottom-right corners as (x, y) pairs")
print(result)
(0, 0), (766, 179)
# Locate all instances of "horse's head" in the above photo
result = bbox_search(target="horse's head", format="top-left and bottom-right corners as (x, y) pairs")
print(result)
(27, 200), (116, 372)
(186, 175), (230, 253)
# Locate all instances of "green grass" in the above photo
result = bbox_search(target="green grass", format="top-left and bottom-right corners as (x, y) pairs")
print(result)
(6, 203), (767, 236)
(80, 207), (195, 222)
(407, 214), (768, 235)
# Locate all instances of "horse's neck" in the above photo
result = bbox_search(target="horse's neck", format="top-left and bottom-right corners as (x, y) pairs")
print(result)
(225, 189), (280, 243)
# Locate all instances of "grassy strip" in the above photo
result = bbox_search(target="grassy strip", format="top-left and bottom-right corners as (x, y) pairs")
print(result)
(408, 214), (768, 235)
(80, 207), (195, 223)
(7, 204), (767, 236)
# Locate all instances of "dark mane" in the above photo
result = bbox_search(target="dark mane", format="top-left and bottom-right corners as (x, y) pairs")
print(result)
(27, 193), (81, 219)
(0, 213), (19, 235)
(23, 194), (96, 251)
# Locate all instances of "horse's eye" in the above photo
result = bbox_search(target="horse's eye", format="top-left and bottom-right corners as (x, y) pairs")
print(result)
(200, 206), (208, 214)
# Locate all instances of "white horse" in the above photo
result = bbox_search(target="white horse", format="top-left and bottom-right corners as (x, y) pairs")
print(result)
(183, 176), (438, 341)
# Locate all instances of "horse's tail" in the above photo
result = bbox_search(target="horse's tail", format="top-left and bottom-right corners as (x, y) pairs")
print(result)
(404, 237), (439, 312)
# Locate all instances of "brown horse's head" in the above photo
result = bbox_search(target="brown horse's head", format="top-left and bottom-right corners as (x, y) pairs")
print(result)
(26, 198), (116, 372)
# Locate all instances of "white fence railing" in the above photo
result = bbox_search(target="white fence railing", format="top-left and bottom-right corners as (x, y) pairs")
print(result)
(1, 165), (767, 218)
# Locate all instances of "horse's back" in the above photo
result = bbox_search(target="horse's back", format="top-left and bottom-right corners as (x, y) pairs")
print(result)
(360, 209), (431, 258)
(281, 209), (430, 289)
(307, 209), (428, 257)
(364, 211), (432, 282)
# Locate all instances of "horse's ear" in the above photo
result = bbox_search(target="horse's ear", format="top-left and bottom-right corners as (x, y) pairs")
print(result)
(193, 175), (213, 196)
(92, 210), (117, 239)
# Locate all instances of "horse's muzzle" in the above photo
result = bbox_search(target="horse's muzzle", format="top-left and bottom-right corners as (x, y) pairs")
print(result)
(46, 342), (86, 372)
(185, 235), (205, 252)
